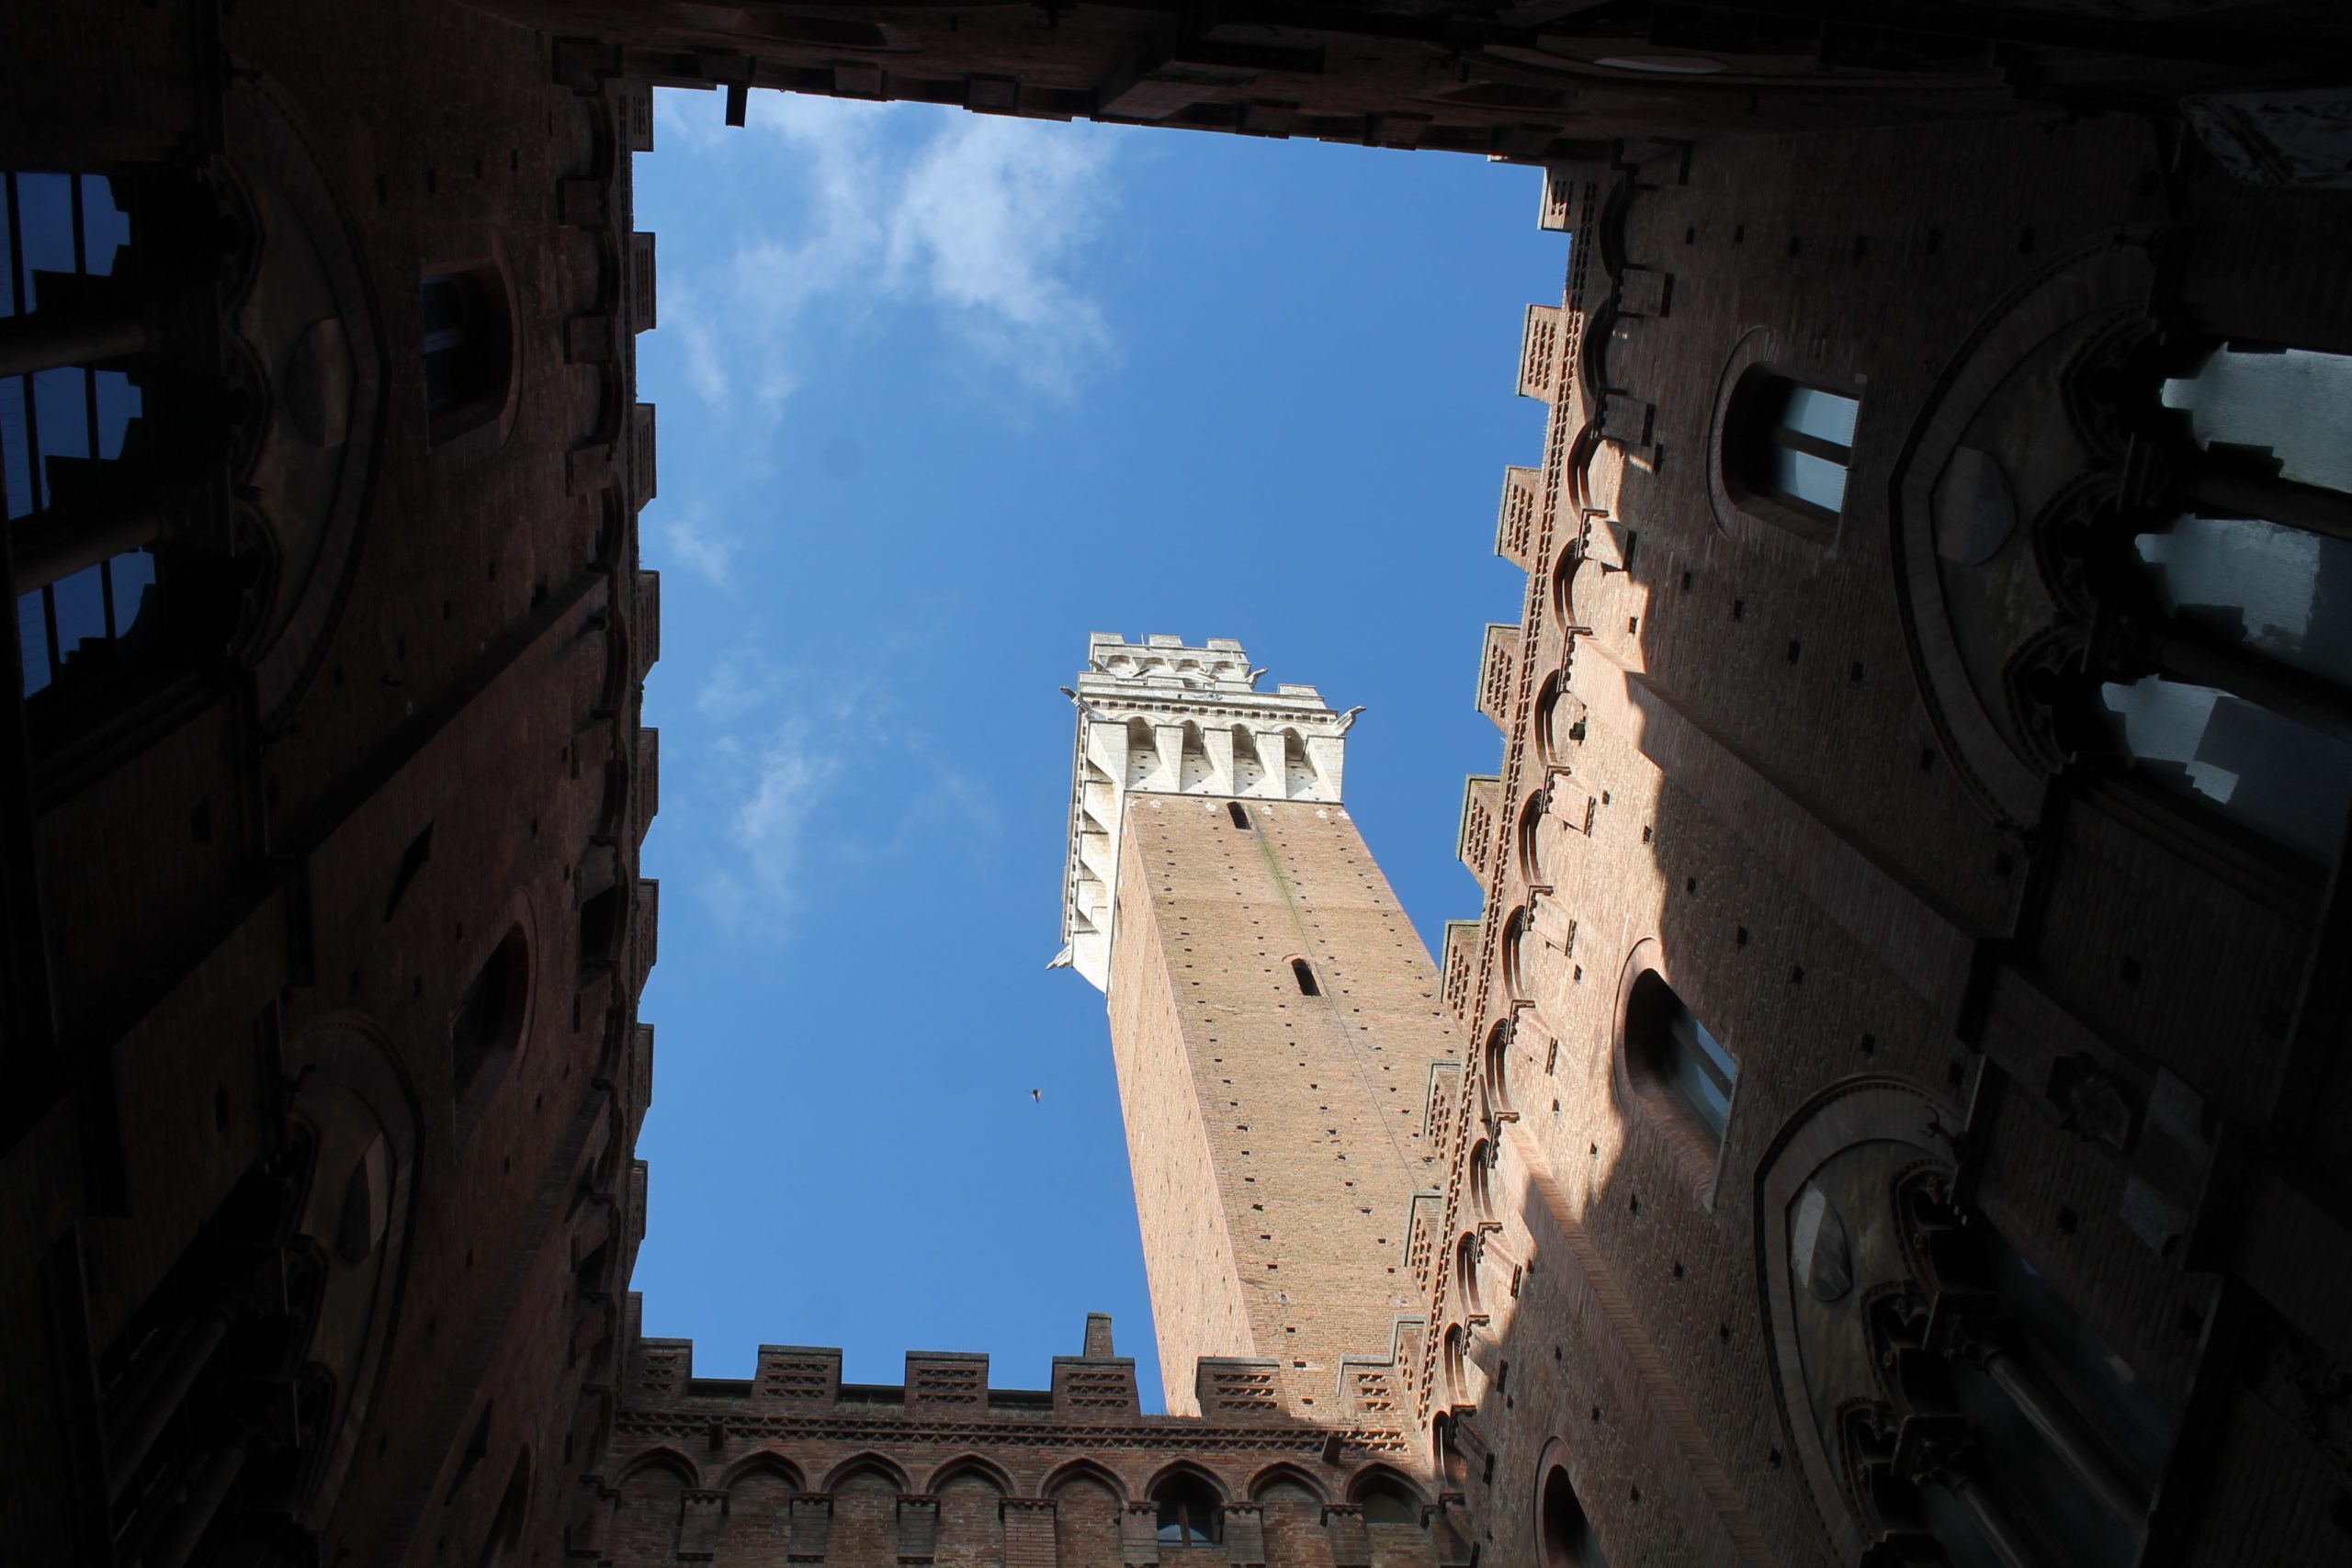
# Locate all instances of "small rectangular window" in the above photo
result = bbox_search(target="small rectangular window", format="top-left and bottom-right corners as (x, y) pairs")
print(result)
(1732, 370), (1861, 533)
(420, 261), (514, 445)
(1227, 802), (1250, 829)
(1291, 958), (1320, 998)
(1666, 1006), (1736, 1143)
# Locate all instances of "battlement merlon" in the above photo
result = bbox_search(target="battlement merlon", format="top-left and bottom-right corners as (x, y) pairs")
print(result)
(1056, 635), (1360, 993)
(620, 1306), (1148, 1421)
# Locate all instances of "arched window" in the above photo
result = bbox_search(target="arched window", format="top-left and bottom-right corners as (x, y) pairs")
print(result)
(1771, 1125), (2179, 1568)
(1454, 1233), (1483, 1314)
(1540, 1463), (1608, 1567)
(420, 261), (514, 446)
(452, 925), (528, 1099)
(1290, 957), (1320, 997)
(1227, 801), (1251, 829)
(1179, 721), (1213, 790)
(1484, 1020), (1514, 1113)
(1229, 724), (1264, 794)
(2097, 670), (2352, 864)
(2160, 343), (2351, 495)
(1440, 1327), (1471, 1414)
(1519, 791), (1550, 887)
(1726, 368), (1860, 537)
(1358, 1475), (1421, 1526)
(1623, 969), (1736, 1147)
(1501, 907), (1534, 1003)
(1125, 716), (1159, 788)
(2084, 344), (2352, 867)
(1432, 1410), (1470, 1487)
(6, 171), (165, 710)
(578, 882), (625, 975)
(1282, 727), (1317, 795)
(1153, 1473), (1223, 1545)
(1468, 1140), (1496, 1222)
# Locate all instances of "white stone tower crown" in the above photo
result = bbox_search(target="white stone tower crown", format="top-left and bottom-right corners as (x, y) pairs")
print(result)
(1056, 634), (1360, 992)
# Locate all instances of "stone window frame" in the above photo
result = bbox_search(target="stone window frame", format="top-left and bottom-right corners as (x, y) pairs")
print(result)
(1482, 1020), (1515, 1117)
(1517, 787), (1553, 892)
(1707, 326), (1868, 555)
(1346, 1465), (1429, 1527)
(1532, 1438), (1609, 1568)
(1146, 1462), (1228, 1546)
(1753, 1077), (2172, 1566)
(1609, 937), (1738, 1208)
(1499, 905), (1534, 1005)
(451, 894), (538, 1139)
(420, 242), (521, 451)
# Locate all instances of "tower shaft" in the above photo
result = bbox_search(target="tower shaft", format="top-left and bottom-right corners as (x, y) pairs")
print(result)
(1064, 636), (1453, 1416)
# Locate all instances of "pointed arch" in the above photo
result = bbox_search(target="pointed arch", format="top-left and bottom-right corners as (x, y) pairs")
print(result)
(1047, 1458), (1125, 1566)
(1147, 1461), (1227, 1548)
(1346, 1464), (1428, 1510)
(1281, 727), (1317, 795)
(1484, 1019), (1516, 1115)
(923, 1453), (1015, 1497)
(616, 1446), (699, 1488)
(1501, 906), (1533, 1002)
(718, 1453), (799, 1564)
(821, 1451), (913, 1495)
(1351, 1464), (1429, 1529)
(1230, 724), (1265, 794)
(1124, 716), (1159, 788)
(1179, 719), (1213, 790)
(1043, 1458), (1128, 1506)
(825, 1456), (907, 1565)
(1143, 1459), (1230, 1503)
(1247, 1462), (1329, 1506)
(718, 1452), (805, 1493)
(1518, 788), (1551, 888)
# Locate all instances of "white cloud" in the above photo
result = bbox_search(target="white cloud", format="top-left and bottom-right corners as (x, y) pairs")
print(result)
(731, 720), (840, 896)
(659, 507), (737, 587)
(696, 713), (842, 938)
(659, 91), (1124, 426)
(888, 115), (1115, 389)
(689, 653), (896, 938)
(680, 621), (1006, 940)
(695, 647), (789, 722)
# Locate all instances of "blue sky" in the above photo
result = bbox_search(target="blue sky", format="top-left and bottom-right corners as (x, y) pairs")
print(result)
(629, 87), (1565, 1405)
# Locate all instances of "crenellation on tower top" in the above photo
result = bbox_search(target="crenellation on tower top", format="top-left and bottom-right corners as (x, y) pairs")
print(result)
(1057, 635), (1359, 992)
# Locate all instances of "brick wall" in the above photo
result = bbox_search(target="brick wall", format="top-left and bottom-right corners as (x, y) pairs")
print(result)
(1434, 111), (2352, 1568)
(1111, 794), (1459, 1419)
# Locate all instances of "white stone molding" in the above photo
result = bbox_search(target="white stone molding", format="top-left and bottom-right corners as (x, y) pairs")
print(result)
(1057, 634), (1353, 992)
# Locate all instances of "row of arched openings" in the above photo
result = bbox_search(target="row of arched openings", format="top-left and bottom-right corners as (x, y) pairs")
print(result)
(1120, 716), (1323, 795)
(612, 1450), (1430, 1556)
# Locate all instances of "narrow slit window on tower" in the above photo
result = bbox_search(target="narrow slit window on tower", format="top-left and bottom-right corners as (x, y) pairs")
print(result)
(1227, 801), (1251, 829)
(1291, 958), (1320, 998)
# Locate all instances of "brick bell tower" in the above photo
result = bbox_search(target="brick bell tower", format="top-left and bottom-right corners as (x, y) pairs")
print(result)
(1057, 634), (1458, 1417)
